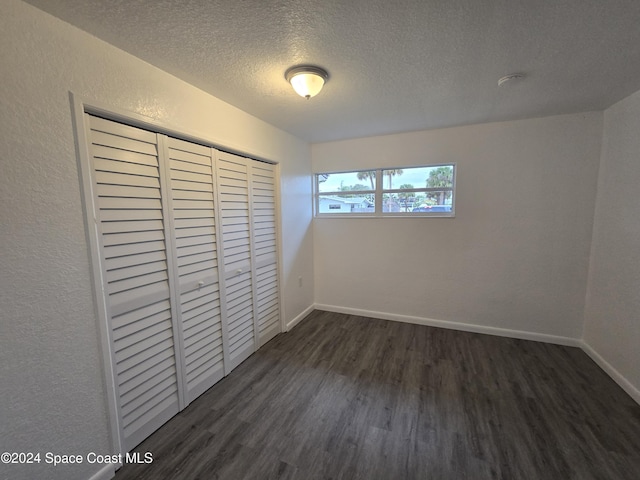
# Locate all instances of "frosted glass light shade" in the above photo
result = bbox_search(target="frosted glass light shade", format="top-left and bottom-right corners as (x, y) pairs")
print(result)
(290, 73), (325, 99)
(285, 66), (329, 99)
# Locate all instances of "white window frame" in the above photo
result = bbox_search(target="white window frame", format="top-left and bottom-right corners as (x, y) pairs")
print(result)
(314, 164), (456, 218)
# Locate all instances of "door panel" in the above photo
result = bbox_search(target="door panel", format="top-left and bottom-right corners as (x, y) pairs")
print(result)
(166, 137), (225, 403)
(217, 152), (255, 370)
(251, 162), (281, 345)
(87, 115), (181, 452)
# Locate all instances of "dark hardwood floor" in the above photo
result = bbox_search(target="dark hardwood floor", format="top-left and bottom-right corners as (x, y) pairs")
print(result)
(115, 310), (640, 480)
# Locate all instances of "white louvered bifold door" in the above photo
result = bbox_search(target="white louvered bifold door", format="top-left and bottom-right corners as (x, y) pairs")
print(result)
(86, 115), (183, 452)
(250, 162), (281, 345)
(164, 137), (226, 403)
(82, 113), (283, 455)
(216, 151), (256, 371)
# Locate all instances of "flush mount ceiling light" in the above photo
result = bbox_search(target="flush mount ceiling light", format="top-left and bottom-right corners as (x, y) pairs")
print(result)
(285, 65), (329, 99)
(498, 73), (525, 87)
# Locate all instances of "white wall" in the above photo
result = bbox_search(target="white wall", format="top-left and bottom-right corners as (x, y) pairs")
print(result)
(0, 2), (313, 480)
(583, 88), (640, 401)
(312, 113), (602, 341)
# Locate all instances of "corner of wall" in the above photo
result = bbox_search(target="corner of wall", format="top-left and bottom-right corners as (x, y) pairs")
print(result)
(580, 339), (640, 405)
(579, 111), (607, 342)
(579, 89), (640, 406)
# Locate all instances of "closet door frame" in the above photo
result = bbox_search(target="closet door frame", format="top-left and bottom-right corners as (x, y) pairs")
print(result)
(71, 94), (285, 459)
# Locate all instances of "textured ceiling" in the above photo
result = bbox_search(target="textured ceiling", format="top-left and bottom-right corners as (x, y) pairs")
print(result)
(24, 0), (640, 143)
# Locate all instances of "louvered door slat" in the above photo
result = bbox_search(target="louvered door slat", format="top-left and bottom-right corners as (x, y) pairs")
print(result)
(183, 305), (221, 329)
(167, 137), (225, 403)
(87, 114), (180, 453)
(99, 209), (163, 222)
(178, 253), (218, 271)
(93, 147), (158, 169)
(112, 308), (172, 343)
(95, 171), (161, 188)
(101, 219), (165, 235)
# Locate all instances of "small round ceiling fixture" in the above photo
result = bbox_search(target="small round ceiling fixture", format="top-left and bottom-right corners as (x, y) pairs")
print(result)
(285, 65), (329, 99)
(498, 73), (525, 87)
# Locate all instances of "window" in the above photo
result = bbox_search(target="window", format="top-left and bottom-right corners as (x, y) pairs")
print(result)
(315, 164), (455, 217)
(316, 170), (376, 214)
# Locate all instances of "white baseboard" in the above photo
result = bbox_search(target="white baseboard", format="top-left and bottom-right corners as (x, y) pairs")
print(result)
(285, 304), (315, 331)
(88, 463), (116, 480)
(580, 341), (640, 405)
(313, 304), (581, 347)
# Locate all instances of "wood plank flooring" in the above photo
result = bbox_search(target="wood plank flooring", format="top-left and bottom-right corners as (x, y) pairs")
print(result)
(114, 310), (640, 480)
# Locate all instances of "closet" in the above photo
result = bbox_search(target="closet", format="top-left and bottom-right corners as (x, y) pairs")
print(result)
(83, 114), (280, 452)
